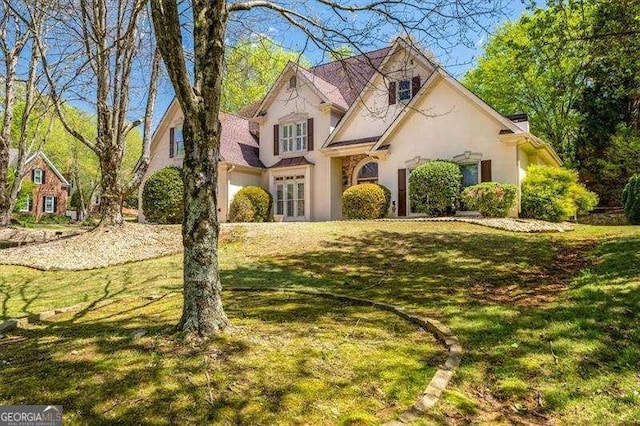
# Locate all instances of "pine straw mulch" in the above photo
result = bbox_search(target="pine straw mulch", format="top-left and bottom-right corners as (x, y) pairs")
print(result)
(0, 223), (183, 271)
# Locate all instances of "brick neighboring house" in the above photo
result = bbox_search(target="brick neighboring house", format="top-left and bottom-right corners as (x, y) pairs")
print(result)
(10, 150), (71, 219)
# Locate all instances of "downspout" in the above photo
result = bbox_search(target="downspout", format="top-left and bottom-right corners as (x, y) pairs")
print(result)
(516, 142), (521, 216)
(226, 164), (235, 222)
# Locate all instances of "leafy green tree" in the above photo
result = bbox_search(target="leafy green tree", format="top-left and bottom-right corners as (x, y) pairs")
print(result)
(463, 3), (593, 164)
(222, 37), (306, 113)
(329, 45), (354, 61)
(574, 0), (640, 205)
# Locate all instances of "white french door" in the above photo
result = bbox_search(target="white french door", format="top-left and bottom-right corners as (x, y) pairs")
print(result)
(275, 175), (305, 219)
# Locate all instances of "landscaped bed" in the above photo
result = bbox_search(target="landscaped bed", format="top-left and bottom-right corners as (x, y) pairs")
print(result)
(0, 223), (183, 270)
(0, 221), (638, 423)
(0, 291), (443, 424)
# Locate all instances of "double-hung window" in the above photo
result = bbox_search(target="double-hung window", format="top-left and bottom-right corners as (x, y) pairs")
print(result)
(398, 79), (412, 102)
(281, 121), (307, 153)
(460, 163), (480, 188)
(44, 195), (55, 213)
(33, 169), (43, 184)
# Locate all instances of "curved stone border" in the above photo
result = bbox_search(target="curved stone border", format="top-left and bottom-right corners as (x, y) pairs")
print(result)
(0, 287), (461, 423)
(227, 286), (462, 424)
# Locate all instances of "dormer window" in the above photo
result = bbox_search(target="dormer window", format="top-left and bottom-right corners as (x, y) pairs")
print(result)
(289, 76), (297, 89)
(282, 121), (307, 153)
(398, 79), (412, 102)
(388, 76), (421, 105)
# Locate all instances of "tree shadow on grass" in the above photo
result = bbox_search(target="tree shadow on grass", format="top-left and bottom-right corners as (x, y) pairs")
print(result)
(221, 229), (640, 422)
(0, 291), (441, 424)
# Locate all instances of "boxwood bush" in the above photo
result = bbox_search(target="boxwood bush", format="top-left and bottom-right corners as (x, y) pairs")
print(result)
(342, 183), (391, 219)
(142, 167), (184, 224)
(622, 174), (640, 224)
(229, 186), (272, 222)
(461, 182), (517, 217)
(521, 165), (598, 222)
(409, 161), (462, 216)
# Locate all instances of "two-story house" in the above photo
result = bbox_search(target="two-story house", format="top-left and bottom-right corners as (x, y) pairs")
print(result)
(142, 38), (561, 222)
(9, 150), (70, 219)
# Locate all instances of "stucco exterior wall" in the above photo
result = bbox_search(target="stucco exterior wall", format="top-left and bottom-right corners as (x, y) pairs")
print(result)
(376, 78), (518, 216)
(258, 70), (337, 221)
(329, 47), (435, 144)
(141, 102), (263, 223)
(225, 168), (263, 221)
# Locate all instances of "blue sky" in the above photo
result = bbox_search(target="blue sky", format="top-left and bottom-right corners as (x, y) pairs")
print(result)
(152, 0), (545, 127)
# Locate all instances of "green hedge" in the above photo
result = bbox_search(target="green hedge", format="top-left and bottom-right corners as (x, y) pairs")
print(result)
(622, 174), (640, 225)
(461, 182), (517, 217)
(229, 186), (272, 222)
(142, 167), (184, 224)
(342, 183), (391, 219)
(409, 161), (462, 216)
(521, 165), (598, 222)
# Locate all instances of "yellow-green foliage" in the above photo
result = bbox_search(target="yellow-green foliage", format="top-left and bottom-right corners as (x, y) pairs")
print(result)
(462, 182), (517, 218)
(521, 165), (598, 222)
(342, 183), (391, 219)
(622, 174), (640, 224)
(229, 186), (272, 222)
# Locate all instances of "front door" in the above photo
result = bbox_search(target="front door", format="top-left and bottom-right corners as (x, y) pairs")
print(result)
(275, 175), (305, 220)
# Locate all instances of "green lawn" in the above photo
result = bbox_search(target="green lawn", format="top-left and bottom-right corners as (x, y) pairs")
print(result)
(1, 221), (639, 424)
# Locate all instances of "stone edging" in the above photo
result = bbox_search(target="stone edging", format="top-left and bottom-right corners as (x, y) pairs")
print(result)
(0, 287), (462, 423)
(227, 286), (462, 423)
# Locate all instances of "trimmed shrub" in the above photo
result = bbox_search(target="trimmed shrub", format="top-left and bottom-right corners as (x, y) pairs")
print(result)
(622, 174), (640, 225)
(142, 167), (184, 224)
(229, 186), (272, 222)
(229, 194), (255, 222)
(342, 183), (391, 219)
(461, 182), (517, 217)
(521, 165), (598, 222)
(409, 161), (462, 216)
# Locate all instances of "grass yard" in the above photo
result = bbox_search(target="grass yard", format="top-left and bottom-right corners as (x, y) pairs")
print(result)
(1, 221), (639, 424)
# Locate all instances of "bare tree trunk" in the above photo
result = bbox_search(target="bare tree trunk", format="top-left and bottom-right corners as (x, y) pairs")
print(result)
(151, 0), (229, 335)
(98, 153), (124, 225)
(34, 0), (157, 227)
(0, 0), (46, 227)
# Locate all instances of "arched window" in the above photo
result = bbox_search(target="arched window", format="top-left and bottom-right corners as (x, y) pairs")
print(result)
(289, 75), (297, 89)
(355, 161), (378, 184)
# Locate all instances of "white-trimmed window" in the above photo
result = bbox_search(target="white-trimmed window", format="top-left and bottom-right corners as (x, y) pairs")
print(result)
(33, 169), (43, 184)
(275, 175), (305, 218)
(398, 79), (412, 102)
(281, 122), (307, 153)
(20, 194), (31, 212)
(460, 163), (480, 188)
(175, 126), (185, 156)
(44, 195), (55, 213)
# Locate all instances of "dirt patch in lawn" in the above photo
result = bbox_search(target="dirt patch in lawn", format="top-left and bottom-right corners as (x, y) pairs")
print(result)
(468, 240), (598, 308)
(388, 217), (575, 233)
(0, 223), (182, 270)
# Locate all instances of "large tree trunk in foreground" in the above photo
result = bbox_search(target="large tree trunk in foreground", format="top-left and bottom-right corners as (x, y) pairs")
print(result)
(152, 0), (229, 335)
(178, 120), (228, 333)
(97, 151), (124, 225)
